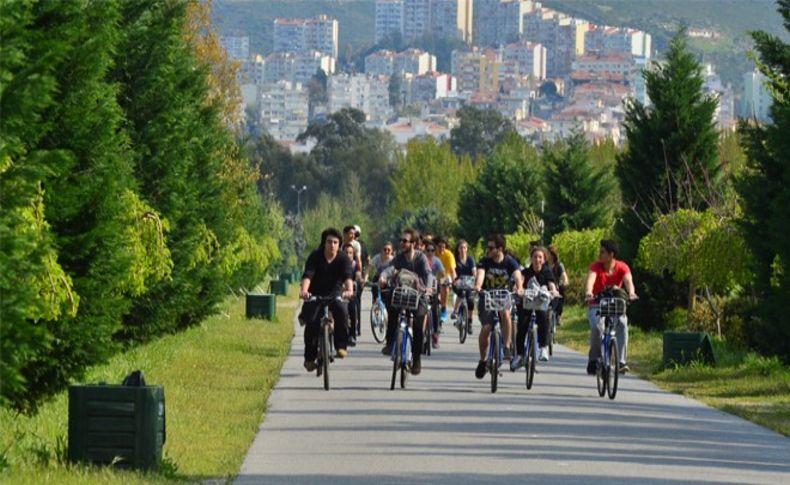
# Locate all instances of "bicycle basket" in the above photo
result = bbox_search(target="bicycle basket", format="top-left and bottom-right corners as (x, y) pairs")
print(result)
(483, 289), (511, 312)
(523, 288), (551, 311)
(457, 275), (476, 291)
(392, 286), (421, 311)
(598, 297), (627, 317)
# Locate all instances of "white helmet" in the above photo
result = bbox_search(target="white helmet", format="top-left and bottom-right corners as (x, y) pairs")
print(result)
(353, 224), (361, 236)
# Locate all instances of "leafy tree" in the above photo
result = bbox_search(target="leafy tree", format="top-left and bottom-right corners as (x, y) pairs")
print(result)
(390, 137), (475, 222)
(551, 228), (610, 275)
(388, 73), (402, 108)
(450, 106), (517, 160)
(543, 132), (619, 237)
(383, 207), (457, 247)
(615, 29), (721, 262)
(737, 0), (790, 359)
(457, 133), (543, 244)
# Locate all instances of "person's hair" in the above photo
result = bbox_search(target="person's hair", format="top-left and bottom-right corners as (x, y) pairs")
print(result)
(341, 243), (355, 253)
(382, 241), (394, 250)
(320, 227), (343, 248)
(487, 233), (506, 250)
(402, 228), (418, 241)
(455, 239), (469, 257)
(600, 239), (619, 257)
(530, 245), (549, 262)
(343, 225), (355, 234)
(435, 236), (447, 246)
(547, 245), (560, 270)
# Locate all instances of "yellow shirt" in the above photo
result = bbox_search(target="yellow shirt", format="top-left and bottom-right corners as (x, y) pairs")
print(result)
(438, 248), (456, 278)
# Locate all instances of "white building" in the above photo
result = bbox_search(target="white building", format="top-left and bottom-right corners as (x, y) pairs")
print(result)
(430, 0), (474, 43)
(741, 69), (772, 123)
(263, 51), (335, 85)
(365, 48), (436, 76)
(328, 74), (392, 121)
(521, 7), (587, 77)
(474, 0), (535, 47)
(410, 72), (457, 103)
(585, 26), (651, 59)
(273, 15), (339, 59)
(220, 34), (249, 60)
(375, 0), (405, 43)
(452, 47), (500, 93)
(259, 81), (309, 141)
(241, 54), (266, 86)
(502, 41), (546, 80)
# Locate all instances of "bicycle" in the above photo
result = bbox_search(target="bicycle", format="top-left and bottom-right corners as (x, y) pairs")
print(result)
(454, 276), (476, 344)
(482, 289), (512, 394)
(423, 279), (442, 356)
(389, 286), (422, 390)
(548, 302), (558, 357)
(512, 286), (552, 390)
(304, 295), (344, 391)
(366, 282), (388, 344)
(595, 295), (628, 400)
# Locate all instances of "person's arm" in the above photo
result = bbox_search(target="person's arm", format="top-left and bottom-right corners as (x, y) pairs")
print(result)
(417, 254), (435, 292)
(560, 270), (569, 288)
(584, 270), (597, 300)
(341, 277), (354, 300)
(474, 267), (485, 291)
(379, 259), (397, 286)
(623, 271), (637, 300)
(300, 252), (316, 299)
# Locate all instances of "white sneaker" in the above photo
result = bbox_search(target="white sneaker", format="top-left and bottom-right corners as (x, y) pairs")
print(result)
(539, 347), (550, 361)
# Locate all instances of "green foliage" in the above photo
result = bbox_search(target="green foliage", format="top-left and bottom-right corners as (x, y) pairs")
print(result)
(505, 231), (541, 263)
(300, 177), (372, 251)
(390, 137), (475, 223)
(737, 0), (790, 361)
(543, 132), (619, 237)
(450, 106), (517, 161)
(383, 207), (457, 247)
(616, 29), (721, 262)
(550, 228), (609, 275)
(457, 133), (544, 244)
(388, 73), (401, 108)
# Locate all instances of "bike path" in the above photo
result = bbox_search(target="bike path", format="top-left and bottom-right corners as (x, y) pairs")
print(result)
(236, 293), (790, 484)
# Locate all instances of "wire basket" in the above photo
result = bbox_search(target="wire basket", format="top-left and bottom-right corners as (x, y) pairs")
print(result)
(483, 289), (512, 313)
(391, 286), (421, 311)
(457, 275), (476, 291)
(598, 297), (627, 317)
(522, 288), (552, 311)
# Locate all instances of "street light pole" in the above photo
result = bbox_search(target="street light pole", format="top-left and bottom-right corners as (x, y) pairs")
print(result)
(290, 184), (307, 217)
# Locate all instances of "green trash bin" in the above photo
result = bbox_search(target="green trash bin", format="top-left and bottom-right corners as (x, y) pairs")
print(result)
(68, 384), (165, 470)
(281, 272), (294, 284)
(270, 279), (288, 295)
(663, 331), (716, 367)
(293, 270), (302, 284)
(246, 293), (276, 319)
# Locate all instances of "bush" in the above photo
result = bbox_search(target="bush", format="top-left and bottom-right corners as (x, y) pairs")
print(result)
(550, 228), (609, 275)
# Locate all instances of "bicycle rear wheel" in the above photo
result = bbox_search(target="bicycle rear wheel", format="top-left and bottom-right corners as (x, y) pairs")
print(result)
(425, 314), (432, 356)
(322, 322), (331, 391)
(526, 326), (536, 390)
(491, 329), (500, 393)
(390, 332), (401, 390)
(549, 311), (557, 356)
(370, 303), (386, 343)
(458, 303), (468, 344)
(607, 338), (619, 400)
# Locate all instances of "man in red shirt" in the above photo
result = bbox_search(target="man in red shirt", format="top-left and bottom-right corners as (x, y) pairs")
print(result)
(584, 240), (637, 375)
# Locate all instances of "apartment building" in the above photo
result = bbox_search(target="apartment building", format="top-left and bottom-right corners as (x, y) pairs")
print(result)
(264, 51), (336, 85)
(410, 72), (457, 103)
(328, 74), (392, 121)
(376, 0), (472, 43)
(220, 34), (249, 60)
(259, 81), (309, 141)
(365, 48), (437, 76)
(585, 26), (652, 59)
(273, 15), (339, 59)
(742, 69), (772, 123)
(521, 7), (587, 77)
(474, 0), (535, 47)
(452, 47), (500, 93)
(501, 41), (546, 80)
(375, 0), (405, 43)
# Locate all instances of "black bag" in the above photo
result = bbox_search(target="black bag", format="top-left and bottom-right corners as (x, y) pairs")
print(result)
(122, 369), (146, 386)
(600, 285), (628, 300)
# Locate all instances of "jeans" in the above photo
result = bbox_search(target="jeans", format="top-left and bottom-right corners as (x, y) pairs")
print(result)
(303, 299), (349, 361)
(386, 300), (426, 360)
(516, 307), (549, 355)
(587, 306), (628, 364)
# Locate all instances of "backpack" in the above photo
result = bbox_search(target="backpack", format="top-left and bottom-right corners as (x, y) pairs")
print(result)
(122, 369), (146, 386)
(396, 269), (423, 290)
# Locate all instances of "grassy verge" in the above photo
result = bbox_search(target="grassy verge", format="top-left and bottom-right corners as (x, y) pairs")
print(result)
(0, 287), (297, 484)
(558, 305), (790, 436)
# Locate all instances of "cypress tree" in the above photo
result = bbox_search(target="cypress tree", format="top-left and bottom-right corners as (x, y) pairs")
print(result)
(738, 0), (790, 359)
(615, 30), (720, 262)
(543, 132), (618, 238)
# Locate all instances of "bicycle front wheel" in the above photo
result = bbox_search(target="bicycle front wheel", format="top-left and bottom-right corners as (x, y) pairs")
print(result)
(390, 332), (401, 391)
(491, 330), (500, 394)
(608, 338), (619, 400)
(322, 322), (331, 391)
(458, 303), (468, 344)
(370, 304), (386, 343)
(549, 311), (557, 356)
(526, 326), (536, 390)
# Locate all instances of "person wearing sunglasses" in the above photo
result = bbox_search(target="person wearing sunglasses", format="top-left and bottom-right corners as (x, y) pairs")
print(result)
(473, 234), (523, 379)
(364, 242), (395, 302)
(424, 242), (446, 349)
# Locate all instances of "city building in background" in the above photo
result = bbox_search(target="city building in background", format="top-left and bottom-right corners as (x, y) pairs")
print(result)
(259, 81), (310, 141)
(328, 73), (392, 121)
(365, 48), (437, 76)
(741, 69), (772, 123)
(376, 0), (473, 44)
(273, 15), (339, 59)
(220, 33), (250, 60)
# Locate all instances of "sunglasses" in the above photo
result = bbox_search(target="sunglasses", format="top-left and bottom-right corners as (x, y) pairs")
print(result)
(400, 238), (412, 243)
(487, 245), (497, 250)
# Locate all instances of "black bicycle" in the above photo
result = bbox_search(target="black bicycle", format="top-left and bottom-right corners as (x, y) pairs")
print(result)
(389, 286), (423, 390)
(305, 295), (344, 391)
(454, 276), (476, 344)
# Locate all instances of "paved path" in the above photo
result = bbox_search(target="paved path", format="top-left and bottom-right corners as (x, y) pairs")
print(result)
(237, 294), (789, 484)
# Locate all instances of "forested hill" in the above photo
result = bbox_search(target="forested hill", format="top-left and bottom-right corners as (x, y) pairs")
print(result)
(214, 0), (786, 90)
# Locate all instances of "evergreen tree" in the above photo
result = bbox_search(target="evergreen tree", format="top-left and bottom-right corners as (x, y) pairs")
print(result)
(388, 73), (402, 108)
(457, 133), (544, 244)
(737, 0), (790, 359)
(543, 132), (618, 238)
(615, 29), (720, 261)
(450, 106), (517, 161)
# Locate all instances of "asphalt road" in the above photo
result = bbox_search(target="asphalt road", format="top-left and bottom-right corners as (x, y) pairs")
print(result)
(237, 293), (789, 484)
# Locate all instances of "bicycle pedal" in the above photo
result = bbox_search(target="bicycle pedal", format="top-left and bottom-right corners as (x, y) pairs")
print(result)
(329, 356), (335, 363)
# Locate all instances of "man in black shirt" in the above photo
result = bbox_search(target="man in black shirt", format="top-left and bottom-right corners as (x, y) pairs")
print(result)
(379, 228), (434, 375)
(300, 228), (355, 372)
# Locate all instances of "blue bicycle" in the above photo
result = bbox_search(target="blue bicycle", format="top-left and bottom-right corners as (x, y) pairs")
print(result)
(596, 295), (627, 399)
(366, 282), (388, 344)
(483, 289), (512, 394)
(511, 287), (551, 390)
(389, 286), (421, 390)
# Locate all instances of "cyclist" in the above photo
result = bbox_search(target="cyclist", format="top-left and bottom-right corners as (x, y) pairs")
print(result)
(435, 236), (457, 321)
(547, 245), (568, 326)
(299, 228), (355, 372)
(424, 241), (446, 349)
(515, 246), (559, 364)
(474, 234), (523, 379)
(363, 241), (395, 301)
(584, 239), (637, 375)
(343, 225), (363, 276)
(451, 239), (476, 335)
(342, 243), (363, 347)
(379, 228), (435, 375)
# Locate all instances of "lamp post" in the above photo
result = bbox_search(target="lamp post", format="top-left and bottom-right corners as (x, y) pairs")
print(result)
(290, 184), (307, 217)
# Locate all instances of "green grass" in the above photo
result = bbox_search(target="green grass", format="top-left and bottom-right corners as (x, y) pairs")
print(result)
(558, 305), (790, 436)
(0, 287), (297, 484)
